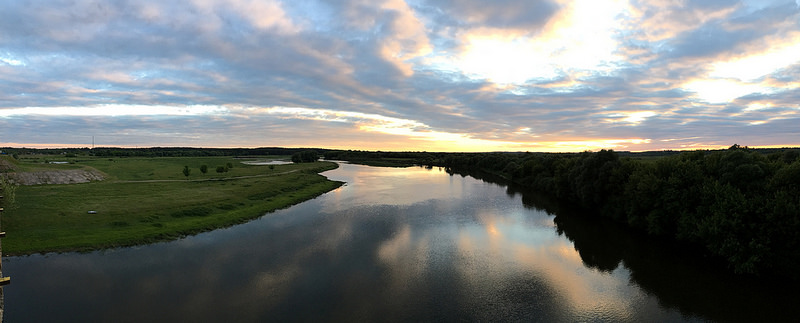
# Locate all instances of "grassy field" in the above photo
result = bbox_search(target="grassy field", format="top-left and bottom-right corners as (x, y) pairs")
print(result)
(1, 156), (343, 255)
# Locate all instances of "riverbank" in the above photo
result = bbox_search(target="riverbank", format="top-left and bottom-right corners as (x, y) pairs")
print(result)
(1, 157), (343, 255)
(323, 148), (800, 279)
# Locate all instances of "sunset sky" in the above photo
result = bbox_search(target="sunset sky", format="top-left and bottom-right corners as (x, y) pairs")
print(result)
(1, 0), (799, 152)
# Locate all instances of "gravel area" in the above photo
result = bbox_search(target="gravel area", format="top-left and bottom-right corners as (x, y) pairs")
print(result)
(4, 169), (105, 185)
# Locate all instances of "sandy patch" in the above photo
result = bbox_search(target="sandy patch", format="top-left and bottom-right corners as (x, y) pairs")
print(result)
(5, 169), (105, 185)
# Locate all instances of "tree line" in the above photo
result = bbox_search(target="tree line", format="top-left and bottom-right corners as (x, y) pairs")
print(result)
(291, 150), (320, 163)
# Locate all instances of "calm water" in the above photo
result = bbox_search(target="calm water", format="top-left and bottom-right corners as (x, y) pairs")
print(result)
(3, 163), (797, 322)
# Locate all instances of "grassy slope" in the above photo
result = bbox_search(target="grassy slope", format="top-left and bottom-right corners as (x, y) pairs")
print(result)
(2, 156), (342, 255)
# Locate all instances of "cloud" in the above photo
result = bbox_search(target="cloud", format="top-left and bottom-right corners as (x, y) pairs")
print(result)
(625, 0), (740, 42)
(0, 104), (226, 117)
(377, 0), (433, 76)
(0, 0), (799, 151)
(710, 40), (800, 81)
(683, 79), (772, 103)
(422, 0), (558, 29)
(425, 0), (627, 85)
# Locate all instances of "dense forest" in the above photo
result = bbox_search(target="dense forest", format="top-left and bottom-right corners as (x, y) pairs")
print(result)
(326, 146), (800, 279)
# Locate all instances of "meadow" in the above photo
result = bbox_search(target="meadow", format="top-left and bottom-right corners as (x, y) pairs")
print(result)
(1, 155), (342, 255)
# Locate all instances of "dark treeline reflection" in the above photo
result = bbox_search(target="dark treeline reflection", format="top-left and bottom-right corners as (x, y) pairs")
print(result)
(459, 168), (800, 322)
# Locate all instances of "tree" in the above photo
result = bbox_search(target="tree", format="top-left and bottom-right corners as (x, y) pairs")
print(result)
(216, 166), (227, 173)
(1, 176), (18, 211)
(200, 165), (208, 175)
(292, 150), (319, 163)
(269, 165), (275, 171)
(182, 166), (191, 179)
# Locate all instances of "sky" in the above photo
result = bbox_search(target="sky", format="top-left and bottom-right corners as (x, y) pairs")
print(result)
(1, 0), (799, 152)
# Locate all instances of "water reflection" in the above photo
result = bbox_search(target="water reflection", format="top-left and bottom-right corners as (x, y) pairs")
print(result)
(325, 165), (470, 207)
(466, 168), (800, 322)
(239, 160), (292, 165)
(2, 163), (793, 322)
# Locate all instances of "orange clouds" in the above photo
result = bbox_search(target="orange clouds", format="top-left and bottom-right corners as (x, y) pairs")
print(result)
(378, 0), (432, 76)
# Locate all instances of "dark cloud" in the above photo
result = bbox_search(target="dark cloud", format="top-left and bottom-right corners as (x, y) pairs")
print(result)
(658, 1), (799, 61)
(729, 1), (800, 26)
(417, 0), (558, 30)
(664, 23), (760, 59)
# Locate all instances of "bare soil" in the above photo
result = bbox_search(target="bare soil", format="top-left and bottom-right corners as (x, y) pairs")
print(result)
(0, 158), (14, 172)
(5, 169), (106, 185)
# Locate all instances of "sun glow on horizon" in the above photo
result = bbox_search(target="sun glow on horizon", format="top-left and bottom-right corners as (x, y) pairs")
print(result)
(4, 103), (791, 152)
(254, 106), (654, 152)
(0, 104), (656, 152)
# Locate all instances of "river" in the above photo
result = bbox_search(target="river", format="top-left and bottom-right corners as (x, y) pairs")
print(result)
(2, 163), (797, 322)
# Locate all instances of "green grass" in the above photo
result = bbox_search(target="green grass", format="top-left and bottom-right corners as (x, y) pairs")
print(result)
(79, 156), (292, 180)
(1, 157), (342, 255)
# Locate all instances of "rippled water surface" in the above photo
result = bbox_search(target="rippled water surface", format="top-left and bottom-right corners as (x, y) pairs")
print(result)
(3, 163), (796, 322)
